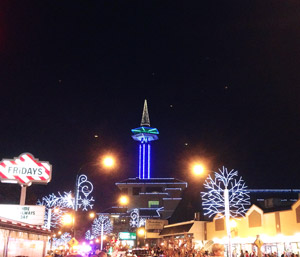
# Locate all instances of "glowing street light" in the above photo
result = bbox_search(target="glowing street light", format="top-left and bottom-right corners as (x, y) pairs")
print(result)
(192, 164), (205, 176)
(62, 213), (73, 225)
(137, 227), (145, 237)
(89, 212), (95, 219)
(119, 195), (129, 206)
(102, 156), (115, 168)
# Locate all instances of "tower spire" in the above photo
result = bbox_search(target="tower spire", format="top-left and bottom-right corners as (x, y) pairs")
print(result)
(132, 100), (159, 179)
(140, 99), (150, 127)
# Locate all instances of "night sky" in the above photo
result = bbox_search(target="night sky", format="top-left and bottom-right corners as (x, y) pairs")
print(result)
(0, 1), (299, 210)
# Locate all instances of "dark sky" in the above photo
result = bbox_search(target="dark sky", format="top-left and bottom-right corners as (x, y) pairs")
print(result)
(0, 1), (299, 210)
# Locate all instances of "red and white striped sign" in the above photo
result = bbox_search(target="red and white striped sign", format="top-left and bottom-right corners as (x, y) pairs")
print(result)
(0, 153), (52, 185)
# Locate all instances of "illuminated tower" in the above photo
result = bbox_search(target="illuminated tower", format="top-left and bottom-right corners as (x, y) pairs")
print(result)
(131, 100), (159, 179)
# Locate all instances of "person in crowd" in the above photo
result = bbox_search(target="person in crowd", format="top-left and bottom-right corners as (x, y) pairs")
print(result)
(98, 251), (107, 257)
(240, 250), (245, 257)
(233, 249), (237, 257)
(211, 243), (225, 257)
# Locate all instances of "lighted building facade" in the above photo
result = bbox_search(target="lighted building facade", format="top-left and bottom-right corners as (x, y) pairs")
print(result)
(116, 177), (187, 219)
(157, 198), (300, 255)
(206, 198), (300, 255)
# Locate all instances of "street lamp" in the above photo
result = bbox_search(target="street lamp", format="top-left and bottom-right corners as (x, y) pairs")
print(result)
(191, 162), (206, 177)
(102, 155), (116, 169)
(137, 227), (146, 247)
(62, 213), (73, 226)
(137, 227), (145, 237)
(119, 195), (129, 206)
(72, 155), (117, 239)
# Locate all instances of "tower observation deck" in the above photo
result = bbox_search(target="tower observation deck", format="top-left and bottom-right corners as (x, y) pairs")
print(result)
(131, 100), (159, 179)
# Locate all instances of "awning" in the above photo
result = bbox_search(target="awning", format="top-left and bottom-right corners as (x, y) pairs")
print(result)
(0, 217), (51, 236)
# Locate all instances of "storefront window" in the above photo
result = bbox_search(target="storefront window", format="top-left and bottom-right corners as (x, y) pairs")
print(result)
(248, 210), (262, 227)
(7, 237), (44, 257)
(215, 218), (224, 231)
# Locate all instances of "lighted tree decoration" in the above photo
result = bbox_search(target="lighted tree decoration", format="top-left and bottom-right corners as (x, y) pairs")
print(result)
(129, 208), (146, 228)
(52, 232), (72, 249)
(201, 166), (250, 257)
(91, 215), (113, 250)
(37, 174), (95, 229)
(85, 229), (93, 240)
(37, 191), (74, 228)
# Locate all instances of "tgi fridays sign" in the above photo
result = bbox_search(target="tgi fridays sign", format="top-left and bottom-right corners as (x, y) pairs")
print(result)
(0, 153), (52, 186)
(0, 204), (45, 225)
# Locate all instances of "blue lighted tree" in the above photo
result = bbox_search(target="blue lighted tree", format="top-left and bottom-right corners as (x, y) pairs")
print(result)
(202, 167), (250, 257)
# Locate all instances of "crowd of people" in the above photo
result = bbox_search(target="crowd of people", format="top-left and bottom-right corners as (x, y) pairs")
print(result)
(147, 244), (299, 257)
(145, 243), (225, 257)
(47, 243), (300, 257)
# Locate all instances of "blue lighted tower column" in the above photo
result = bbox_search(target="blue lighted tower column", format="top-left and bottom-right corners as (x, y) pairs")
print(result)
(131, 100), (159, 179)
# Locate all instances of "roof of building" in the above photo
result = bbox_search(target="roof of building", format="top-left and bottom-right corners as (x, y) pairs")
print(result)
(256, 202), (296, 213)
(99, 206), (128, 215)
(169, 184), (210, 224)
(116, 177), (188, 185)
(139, 208), (161, 217)
(99, 206), (161, 218)
(160, 221), (194, 236)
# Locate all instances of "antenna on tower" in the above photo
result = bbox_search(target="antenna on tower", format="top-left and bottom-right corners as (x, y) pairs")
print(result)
(140, 99), (150, 127)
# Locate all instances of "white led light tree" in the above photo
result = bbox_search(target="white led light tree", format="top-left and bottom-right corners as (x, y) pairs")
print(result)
(202, 167), (250, 257)
(37, 191), (74, 228)
(91, 215), (113, 250)
(85, 229), (93, 240)
(52, 232), (72, 249)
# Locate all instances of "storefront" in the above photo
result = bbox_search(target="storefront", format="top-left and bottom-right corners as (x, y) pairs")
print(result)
(206, 200), (300, 256)
(118, 232), (137, 248)
(159, 220), (206, 249)
(0, 216), (51, 257)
